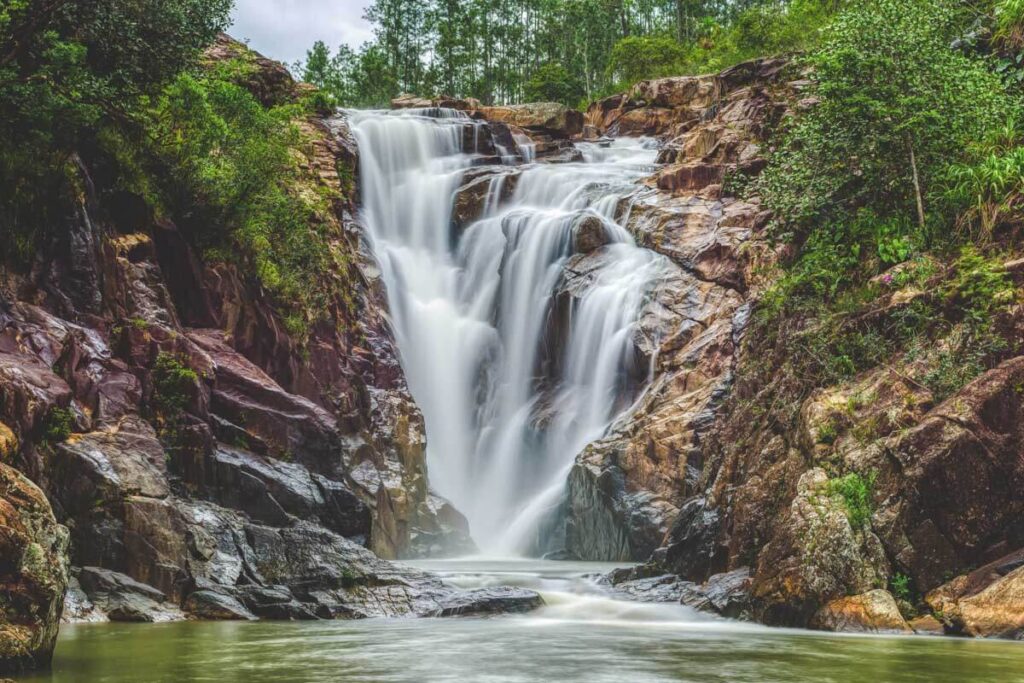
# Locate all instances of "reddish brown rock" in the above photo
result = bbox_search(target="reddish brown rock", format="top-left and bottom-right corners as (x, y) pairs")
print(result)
(476, 103), (584, 138)
(0, 464), (68, 673)
(811, 590), (912, 634)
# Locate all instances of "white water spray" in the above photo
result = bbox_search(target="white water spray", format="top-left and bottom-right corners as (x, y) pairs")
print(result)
(349, 109), (667, 555)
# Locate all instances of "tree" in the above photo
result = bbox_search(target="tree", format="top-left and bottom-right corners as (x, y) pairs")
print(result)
(524, 62), (583, 104)
(605, 35), (687, 84)
(0, 0), (233, 259)
(760, 0), (1011, 244)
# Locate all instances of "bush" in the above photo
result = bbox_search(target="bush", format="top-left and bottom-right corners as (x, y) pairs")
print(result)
(760, 0), (1011, 251)
(605, 36), (688, 85)
(827, 471), (877, 530)
(42, 407), (74, 444)
(151, 352), (198, 417)
(0, 0), (232, 262)
(108, 62), (343, 337)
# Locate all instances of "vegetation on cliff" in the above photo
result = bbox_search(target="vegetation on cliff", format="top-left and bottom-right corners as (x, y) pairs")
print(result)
(751, 0), (1023, 402)
(0, 1), (361, 338)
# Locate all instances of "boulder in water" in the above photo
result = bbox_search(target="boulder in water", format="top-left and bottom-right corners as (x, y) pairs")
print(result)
(0, 464), (68, 674)
(811, 590), (912, 634)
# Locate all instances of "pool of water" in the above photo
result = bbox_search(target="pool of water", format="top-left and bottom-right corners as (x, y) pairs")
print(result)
(16, 560), (1024, 682)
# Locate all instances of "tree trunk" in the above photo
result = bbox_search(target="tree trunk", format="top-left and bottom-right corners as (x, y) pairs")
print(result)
(907, 133), (926, 230)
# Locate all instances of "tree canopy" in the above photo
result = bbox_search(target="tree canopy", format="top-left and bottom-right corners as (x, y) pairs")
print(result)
(297, 0), (844, 108)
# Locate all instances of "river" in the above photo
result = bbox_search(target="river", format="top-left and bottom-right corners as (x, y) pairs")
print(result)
(21, 559), (1024, 682)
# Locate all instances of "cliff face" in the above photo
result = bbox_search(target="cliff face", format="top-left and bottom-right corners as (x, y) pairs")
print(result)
(0, 36), (483, 664)
(578, 59), (1024, 639)
(564, 58), (790, 563)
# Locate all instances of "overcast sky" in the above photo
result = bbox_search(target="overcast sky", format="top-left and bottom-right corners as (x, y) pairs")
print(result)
(230, 0), (374, 67)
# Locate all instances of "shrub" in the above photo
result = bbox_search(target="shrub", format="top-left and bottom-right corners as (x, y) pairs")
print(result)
(760, 0), (1011, 271)
(524, 63), (584, 107)
(151, 352), (198, 417)
(890, 572), (913, 602)
(827, 471), (877, 530)
(42, 407), (74, 444)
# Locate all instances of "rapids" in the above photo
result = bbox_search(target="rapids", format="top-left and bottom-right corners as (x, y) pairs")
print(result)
(348, 108), (668, 554)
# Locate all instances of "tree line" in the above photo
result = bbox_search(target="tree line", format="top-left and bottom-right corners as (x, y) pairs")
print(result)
(296, 0), (842, 108)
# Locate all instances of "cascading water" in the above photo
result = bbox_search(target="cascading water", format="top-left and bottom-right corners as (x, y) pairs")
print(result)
(349, 108), (668, 555)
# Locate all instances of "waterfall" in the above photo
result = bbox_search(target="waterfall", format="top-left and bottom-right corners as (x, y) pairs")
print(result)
(349, 108), (667, 556)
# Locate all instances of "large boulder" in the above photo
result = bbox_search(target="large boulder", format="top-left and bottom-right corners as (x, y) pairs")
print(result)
(0, 464), (68, 674)
(751, 469), (890, 626)
(811, 590), (913, 634)
(477, 103), (584, 138)
(926, 549), (1024, 638)
(871, 356), (1024, 592)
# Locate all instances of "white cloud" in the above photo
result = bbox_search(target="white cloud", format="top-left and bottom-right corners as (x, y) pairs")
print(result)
(230, 0), (374, 66)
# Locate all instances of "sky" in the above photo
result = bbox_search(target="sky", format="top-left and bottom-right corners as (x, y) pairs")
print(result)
(229, 0), (374, 67)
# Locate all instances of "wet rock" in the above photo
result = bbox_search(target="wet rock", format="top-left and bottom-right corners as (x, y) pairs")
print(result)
(76, 566), (184, 623)
(572, 214), (610, 254)
(183, 590), (257, 621)
(661, 497), (727, 582)
(406, 494), (476, 559)
(431, 588), (543, 617)
(206, 445), (370, 539)
(612, 574), (698, 603)
(61, 576), (105, 623)
(0, 464), (69, 674)
(703, 568), (752, 619)
(811, 590), (913, 634)
(451, 168), (519, 233)
(561, 256), (744, 561)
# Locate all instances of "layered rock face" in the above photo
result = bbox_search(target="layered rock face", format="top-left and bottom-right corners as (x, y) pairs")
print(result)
(561, 59), (788, 563)
(578, 57), (1024, 640)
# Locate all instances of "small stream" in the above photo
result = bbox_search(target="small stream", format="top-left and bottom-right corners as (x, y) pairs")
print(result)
(21, 560), (1024, 682)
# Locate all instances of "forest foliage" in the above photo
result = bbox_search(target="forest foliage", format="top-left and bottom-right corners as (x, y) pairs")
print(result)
(296, 0), (843, 108)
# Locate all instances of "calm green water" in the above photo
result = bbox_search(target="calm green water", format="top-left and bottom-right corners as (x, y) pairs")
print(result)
(15, 560), (1024, 683)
